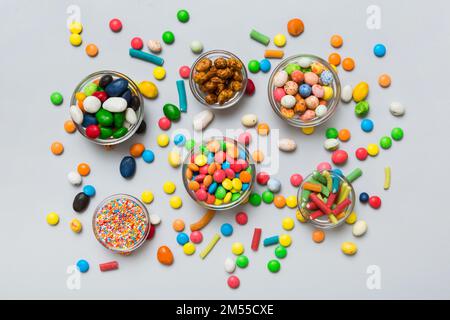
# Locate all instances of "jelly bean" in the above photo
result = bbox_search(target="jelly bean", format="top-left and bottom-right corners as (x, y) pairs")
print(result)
(109, 18), (122, 32)
(168, 151), (181, 168)
(105, 78), (128, 97)
(193, 110), (214, 131)
(352, 82), (369, 102)
(136, 120), (146, 134)
(157, 246), (174, 265)
(369, 196), (382, 209)
(287, 18), (304, 36)
(98, 75), (113, 89)
(46, 212), (59, 226)
(70, 218), (82, 233)
(102, 97), (128, 113)
(361, 119), (374, 132)
(138, 81), (158, 99)
(355, 147), (368, 161)
(352, 220), (368, 237)
(147, 40), (162, 53)
(73, 192), (90, 212)
(177, 233), (189, 245)
(278, 138), (296, 152)
(341, 85), (353, 103)
(163, 103), (181, 121)
(235, 211), (248, 225)
(267, 259), (281, 273)
(341, 242), (357, 255)
(112, 127), (128, 139)
(162, 31), (175, 44)
(221, 223), (233, 237)
(120, 156), (136, 178)
(373, 43), (386, 57)
(70, 105), (83, 125)
(76, 260), (89, 273)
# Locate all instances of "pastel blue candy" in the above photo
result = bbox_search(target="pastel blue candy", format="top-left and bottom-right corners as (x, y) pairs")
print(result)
(208, 182), (218, 194)
(119, 156), (136, 178)
(263, 236), (279, 247)
(259, 59), (271, 73)
(242, 183), (249, 191)
(142, 150), (155, 163)
(121, 89), (132, 105)
(83, 185), (96, 197)
(373, 44), (386, 57)
(320, 70), (333, 85)
(174, 134), (186, 146)
(220, 223), (233, 237)
(222, 161), (231, 169)
(361, 119), (374, 132)
(129, 48), (164, 66)
(267, 178), (281, 193)
(176, 232), (189, 245)
(299, 84), (312, 98)
(332, 168), (344, 177)
(105, 78), (129, 97)
(76, 259), (89, 273)
(82, 114), (98, 128)
(207, 152), (214, 164)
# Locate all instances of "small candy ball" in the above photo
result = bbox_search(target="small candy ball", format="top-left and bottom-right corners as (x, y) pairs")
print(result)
(279, 234), (292, 247)
(312, 229), (325, 243)
(50, 92), (63, 105)
(361, 119), (374, 132)
(83, 185), (96, 197)
(380, 136), (392, 149)
(172, 219), (185, 232)
(259, 59), (271, 73)
(273, 33), (287, 47)
(355, 147), (368, 161)
(286, 195), (297, 208)
(179, 65), (191, 78)
(221, 223), (234, 237)
(331, 150), (348, 165)
(227, 275), (240, 289)
(64, 120), (76, 133)
(359, 192), (369, 203)
(373, 43), (386, 57)
(267, 259), (281, 273)
(317, 161), (332, 171)
(85, 43), (98, 57)
(69, 33), (82, 46)
(273, 87), (286, 102)
(236, 255), (249, 268)
(177, 9), (190, 23)
(183, 242), (196, 255)
(245, 79), (256, 95)
(249, 193), (262, 206)
(248, 60), (260, 73)
(190, 231), (203, 244)
(51, 142), (64, 155)
(325, 127), (339, 139)
(77, 163), (90, 176)
(342, 57), (355, 71)
(158, 117), (171, 130)
(291, 70), (304, 83)
(287, 18), (304, 36)
(369, 196), (382, 209)
(345, 212), (357, 224)
(290, 173), (303, 187)
(315, 105), (327, 118)
(68, 171), (82, 186)
(299, 84), (312, 97)
(141, 190), (154, 204)
(338, 129), (351, 141)
(302, 127), (315, 135)
(142, 150), (155, 163)
(174, 134), (186, 146)
(330, 34), (343, 48)
(231, 242), (244, 255)
(367, 143), (379, 156)
(148, 39), (162, 53)
(163, 181), (176, 194)
(109, 18), (122, 32)
(169, 196), (182, 209)
(46, 212), (59, 226)
(177, 233), (189, 246)
(85, 124), (100, 139)
(235, 211), (248, 225)
(341, 242), (358, 255)
(69, 21), (83, 34)
(378, 74), (391, 88)
(275, 245), (287, 259)
(162, 31), (175, 44)
(262, 190), (274, 204)
(70, 218), (82, 233)
(282, 217), (295, 230)
(256, 172), (270, 185)
(131, 37), (144, 50)
(76, 259), (89, 273)
(157, 134), (170, 147)
(267, 178), (281, 193)
(153, 66), (166, 80)
(190, 40), (203, 54)
(391, 127), (404, 141)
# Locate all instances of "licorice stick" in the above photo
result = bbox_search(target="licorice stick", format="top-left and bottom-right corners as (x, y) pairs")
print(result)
(332, 198), (352, 215)
(251, 228), (262, 251)
(326, 193), (337, 207)
(332, 176), (340, 193)
(306, 201), (318, 211)
(310, 210), (324, 220)
(328, 214), (338, 224)
(303, 182), (322, 193)
(346, 168), (362, 183)
(99, 261), (119, 272)
(309, 193), (332, 215)
(263, 235), (279, 247)
(321, 185), (330, 197)
(199, 233), (221, 259)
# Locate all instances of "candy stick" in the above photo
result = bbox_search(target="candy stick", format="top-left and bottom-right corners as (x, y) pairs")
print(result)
(251, 228), (262, 251)
(322, 170), (332, 191)
(384, 166), (391, 190)
(332, 198), (352, 215)
(249, 29), (270, 46)
(176, 80), (187, 112)
(337, 183), (350, 204)
(329, 214), (338, 224)
(129, 48), (164, 66)
(332, 176), (340, 193)
(313, 171), (328, 185)
(199, 233), (221, 259)
(306, 202), (318, 210)
(264, 50), (284, 59)
(321, 185), (330, 197)
(190, 210), (215, 231)
(309, 193), (332, 215)
(346, 168), (362, 183)
(300, 189), (311, 203)
(263, 235), (279, 247)
(326, 193), (337, 207)
(303, 182), (322, 193)
(99, 261), (119, 272)
(310, 210), (324, 220)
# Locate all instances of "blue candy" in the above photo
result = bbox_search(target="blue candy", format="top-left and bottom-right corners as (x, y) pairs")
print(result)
(83, 185), (96, 197)
(119, 156), (136, 178)
(361, 119), (374, 132)
(82, 114), (98, 128)
(332, 168), (344, 177)
(121, 89), (132, 104)
(176, 232), (189, 245)
(207, 152), (214, 164)
(76, 259), (89, 273)
(299, 84), (312, 98)
(142, 150), (155, 163)
(263, 236), (279, 247)
(242, 183), (249, 191)
(359, 192), (369, 203)
(174, 134), (186, 146)
(208, 182), (218, 194)
(220, 223), (234, 237)
(373, 43), (386, 57)
(105, 78), (129, 97)
(222, 161), (231, 169)
(238, 149), (246, 159)
(320, 70), (333, 85)
(259, 59), (271, 73)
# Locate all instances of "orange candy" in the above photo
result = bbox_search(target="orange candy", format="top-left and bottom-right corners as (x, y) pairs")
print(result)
(330, 34), (343, 48)
(172, 219), (185, 232)
(342, 57), (355, 71)
(312, 229), (325, 243)
(378, 74), (391, 88)
(157, 246), (174, 265)
(239, 171), (252, 183)
(252, 150), (264, 163)
(188, 180), (200, 191)
(77, 163), (90, 176)
(287, 18), (304, 37)
(274, 195), (286, 208)
(338, 129), (351, 142)
(130, 143), (145, 157)
(85, 43), (99, 57)
(50, 142), (64, 155)
(257, 123), (270, 135)
(64, 120), (76, 133)
(75, 92), (86, 102)
(328, 52), (341, 66)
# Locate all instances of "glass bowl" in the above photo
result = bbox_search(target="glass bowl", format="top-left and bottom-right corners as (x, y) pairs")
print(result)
(70, 70), (144, 146)
(189, 50), (248, 109)
(297, 170), (355, 229)
(182, 136), (255, 211)
(267, 54), (341, 128)
(92, 194), (150, 254)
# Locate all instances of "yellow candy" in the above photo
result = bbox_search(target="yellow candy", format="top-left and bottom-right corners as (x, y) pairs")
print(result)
(69, 33), (82, 46)
(273, 33), (287, 47)
(214, 199), (223, 206)
(231, 242), (244, 255)
(69, 218), (82, 233)
(141, 190), (154, 204)
(169, 196), (182, 209)
(341, 242), (358, 255)
(153, 66), (166, 80)
(46, 212), (59, 226)
(223, 192), (232, 204)
(163, 181), (176, 194)
(168, 151), (181, 168)
(194, 154), (207, 166)
(286, 196), (298, 208)
(323, 86), (334, 101)
(157, 134), (169, 147)
(183, 242), (196, 255)
(282, 217), (295, 230)
(69, 21), (83, 34)
(367, 143), (379, 156)
(345, 211), (357, 224)
(222, 178), (233, 190)
(75, 92), (86, 101)
(302, 127), (315, 135)
(279, 234), (292, 247)
(231, 178), (242, 191)
(139, 81), (158, 99)
(311, 62), (325, 75)
(295, 210), (307, 223)
(352, 82), (369, 102)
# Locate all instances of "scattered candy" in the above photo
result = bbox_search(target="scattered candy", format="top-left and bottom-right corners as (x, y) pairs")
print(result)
(267, 259), (281, 273)
(220, 223), (234, 237)
(259, 59), (271, 72)
(236, 255), (249, 268)
(342, 57), (355, 71)
(251, 228), (262, 251)
(147, 40), (162, 53)
(51, 142), (64, 155)
(85, 43), (98, 57)
(378, 73), (391, 88)
(68, 171), (82, 186)
(341, 242), (357, 255)
(224, 257), (236, 273)
(361, 119), (374, 132)
(380, 136), (392, 149)
(250, 29), (270, 46)
(190, 210), (215, 231)
(83, 185), (96, 197)
(177, 233), (189, 245)
(263, 235), (279, 247)
(76, 259), (89, 273)
(346, 211), (357, 224)
(359, 192), (369, 203)
(157, 246), (174, 265)
(199, 233), (221, 259)
(278, 138), (297, 152)
(282, 217), (295, 230)
(179, 65), (190, 78)
(367, 143), (379, 156)
(275, 245), (287, 259)
(193, 110), (214, 131)
(190, 40), (203, 54)
(352, 220), (368, 237)
(227, 275), (240, 289)
(384, 167), (391, 190)
(312, 229), (325, 243)
(235, 212), (248, 225)
(355, 147), (368, 161)
(162, 31), (175, 44)
(177, 9), (190, 23)
(369, 195), (382, 209)
(287, 18), (304, 36)
(157, 134), (170, 147)
(50, 92), (63, 106)
(390, 102), (405, 117)
(142, 150), (155, 163)
(273, 33), (287, 47)
(46, 212), (59, 226)
(373, 43), (386, 57)
(183, 242), (196, 255)
(231, 242), (244, 255)
(391, 127), (404, 141)
(120, 156), (136, 178)
(241, 114), (258, 127)
(141, 190), (154, 204)
(109, 18), (122, 32)
(77, 163), (90, 176)
(190, 231), (203, 244)
(330, 34), (343, 48)
(331, 149), (348, 165)
(99, 261), (119, 272)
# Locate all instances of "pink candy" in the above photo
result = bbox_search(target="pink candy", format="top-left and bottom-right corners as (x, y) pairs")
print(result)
(316, 162), (332, 171)
(304, 72), (319, 85)
(190, 231), (203, 244)
(290, 173), (303, 187)
(238, 131), (252, 145)
(213, 169), (226, 183)
(179, 65), (191, 79)
(273, 87), (286, 102)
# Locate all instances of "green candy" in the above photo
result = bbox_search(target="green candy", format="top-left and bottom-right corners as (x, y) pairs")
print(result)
(262, 190), (274, 204)
(215, 186), (227, 200)
(83, 83), (98, 96)
(249, 193), (262, 206)
(220, 141), (227, 151)
(185, 139), (196, 151)
(163, 103), (181, 121)
(354, 101), (370, 117)
(112, 127), (128, 139)
(199, 144), (208, 154)
(96, 108), (114, 126)
(284, 63), (301, 75)
(114, 112), (125, 128)
(231, 193), (241, 202)
(380, 136), (392, 149)
(391, 127), (404, 141)
(99, 127), (113, 139)
(236, 255), (249, 268)
(267, 259), (281, 273)
(274, 246), (287, 259)
(177, 9), (190, 23)
(248, 60), (260, 73)
(50, 92), (63, 105)
(299, 66), (312, 73)
(162, 31), (175, 44)
(325, 127), (339, 139)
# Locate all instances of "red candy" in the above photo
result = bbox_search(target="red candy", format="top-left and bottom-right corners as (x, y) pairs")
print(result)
(146, 224), (155, 240)
(290, 173), (303, 187)
(369, 196), (382, 209)
(206, 194), (215, 204)
(109, 18), (122, 32)
(256, 172), (270, 185)
(355, 147), (368, 161)
(213, 169), (226, 183)
(179, 66), (191, 79)
(245, 79), (255, 96)
(190, 231), (203, 244)
(195, 189), (208, 201)
(131, 37), (143, 50)
(251, 228), (262, 251)
(85, 124), (100, 139)
(227, 275), (240, 289)
(99, 261), (119, 272)
(331, 150), (348, 165)
(214, 151), (226, 163)
(92, 91), (108, 102)
(238, 131), (252, 145)
(235, 211), (248, 225)
(225, 168), (235, 179)
(158, 117), (171, 130)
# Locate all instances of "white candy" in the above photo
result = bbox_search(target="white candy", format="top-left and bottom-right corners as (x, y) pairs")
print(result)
(315, 105), (328, 117)
(67, 171), (82, 186)
(147, 40), (162, 53)
(102, 97), (128, 113)
(241, 114), (258, 127)
(390, 102), (405, 116)
(125, 108), (138, 125)
(267, 178), (281, 193)
(280, 95), (296, 108)
(323, 138), (339, 151)
(224, 257), (236, 273)
(341, 85), (353, 103)
(352, 220), (368, 237)
(297, 57), (312, 68)
(278, 138), (297, 152)
(190, 40), (203, 54)
(193, 110), (214, 131)
(82, 96), (101, 113)
(69, 105), (83, 125)
(149, 214), (161, 225)
(273, 70), (288, 87)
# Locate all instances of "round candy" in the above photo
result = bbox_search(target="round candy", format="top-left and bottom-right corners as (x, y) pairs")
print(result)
(69, 33), (82, 46)
(50, 92), (63, 105)
(70, 218), (82, 233)
(109, 18), (122, 32)
(69, 21), (83, 34)
(85, 43), (98, 57)
(221, 223), (234, 237)
(259, 59), (271, 73)
(179, 65), (191, 78)
(51, 142), (64, 155)
(235, 212), (248, 225)
(369, 196), (382, 209)
(274, 245), (287, 259)
(183, 242), (196, 255)
(248, 60), (260, 73)
(245, 79), (256, 95)
(190, 231), (203, 244)
(325, 127), (338, 139)
(273, 33), (287, 47)
(262, 190), (274, 204)
(279, 234), (292, 247)
(142, 150), (155, 163)
(163, 181), (176, 194)
(169, 196), (182, 209)
(378, 74), (391, 88)
(190, 40), (203, 54)
(227, 275), (240, 289)
(328, 52), (341, 66)
(177, 9), (190, 23)
(274, 195), (286, 208)
(367, 143), (379, 156)
(267, 259), (281, 273)
(157, 134), (170, 147)
(68, 171), (82, 186)
(236, 255), (249, 268)
(77, 163), (90, 176)
(46, 212), (59, 226)
(153, 66), (166, 80)
(172, 219), (185, 232)
(162, 31), (175, 44)
(256, 172), (270, 185)
(286, 196), (297, 208)
(373, 43), (386, 57)
(282, 217), (295, 231)
(355, 147), (368, 161)
(290, 174), (303, 187)
(330, 34), (343, 48)
(257, 123), (270, 135)
(346, 212), (357, 224)
(338, 129), (351, 141)
(177, 232), (189, 245)
(332, 150), (348, 165)
(341, 242), (358, 255)
(249, 193), (261, 206)
(391, 127), (404, 141)
(359, 192), (369, 203)
(380, 136), (392, 149)
(64, 120), (76, 133)
(312, 229), (325, 243)
(361, 119), (374, 132)
(267, 178), (281, 193)
(231, 242), (244, 255)
(131, 37), (144, 50)
(147, 40), (162, 53)
(83, 185), (96, 197)
(158, 117), (171, 130)
(302, 127), (315, 135)
(141, 190), (154, 204)
(287, 18), (304, 36)
(317, 162), (332, 171)
(342, 57), (355, 71)
(174, 134), (186, 146)
(76, 260), (89, 273)
(86, 124), (100, 139)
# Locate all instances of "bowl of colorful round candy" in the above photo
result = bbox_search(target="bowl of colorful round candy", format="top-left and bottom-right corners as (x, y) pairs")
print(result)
(297, 169), (355, 229)
(267, 54), (341, 128)
(182, 136), (256, 211)
(70, 70), (144, 145)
